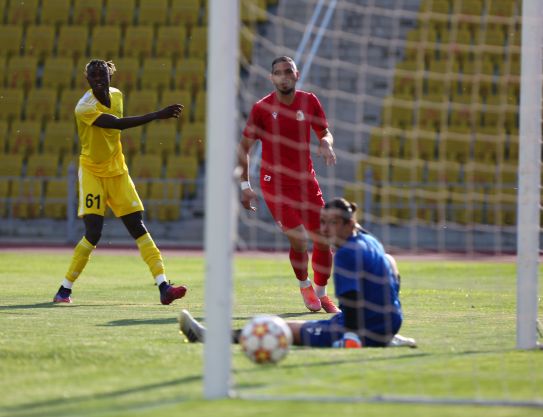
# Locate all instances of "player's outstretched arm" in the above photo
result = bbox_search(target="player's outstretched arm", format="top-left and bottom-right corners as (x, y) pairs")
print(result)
(93, 104), (184, 130)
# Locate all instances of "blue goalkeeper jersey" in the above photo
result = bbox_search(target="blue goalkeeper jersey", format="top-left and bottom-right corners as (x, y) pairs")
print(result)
(333, 229), (402, 329)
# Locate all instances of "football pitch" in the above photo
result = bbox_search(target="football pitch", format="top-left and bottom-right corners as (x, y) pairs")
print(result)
(1, 249), (542, 417)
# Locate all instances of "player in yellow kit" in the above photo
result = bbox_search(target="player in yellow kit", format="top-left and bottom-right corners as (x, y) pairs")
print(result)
(53, 59), (187, 305)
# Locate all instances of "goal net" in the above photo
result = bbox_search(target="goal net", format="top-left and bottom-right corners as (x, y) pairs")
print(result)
(204, 0), (542, 406)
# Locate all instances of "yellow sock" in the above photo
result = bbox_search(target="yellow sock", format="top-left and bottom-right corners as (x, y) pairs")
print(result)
(136, 233), (165, 279)
(65, 237), (95, 282)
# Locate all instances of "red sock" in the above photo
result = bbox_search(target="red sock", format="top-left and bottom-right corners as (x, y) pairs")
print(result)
(289, 248), (308, 281)
(312, 246), (332, 286)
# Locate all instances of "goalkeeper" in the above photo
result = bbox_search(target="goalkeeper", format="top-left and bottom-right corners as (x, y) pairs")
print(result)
(180, 197), (416, 348)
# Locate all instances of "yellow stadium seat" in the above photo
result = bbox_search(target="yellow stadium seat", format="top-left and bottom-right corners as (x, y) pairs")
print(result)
(424, 77), (447, 102)
(0, 120), (8, 152)
(0, 25), (23, 58)
(161, 89), (191, 109)
(126, 89), (158, 116)
(6, 56), (37, 91)
(57, 25), (89, 60)
(43, 121), (75, 157)
(59, 89), (85, 121)
(416, 131), (438, 160)
(133, 179), (149, 200)
(505, 110), (519, 136)
(108, 57), (139, 93)
(382, 98), (414, 129)
(42, 57), (74, 91)
(120, 125), (143, 159)
(483, 23), (506, 47)
(390, 158), (423, 184)
(123, 26), (154, 59)
(464, 161), (497, 187)
(0, 177), (9, 217)
(487, 0), (516, 18)
(131, 154), (162, 178)
(44, 178), (68, 219)
(74, 56), (91, 90)
(368, 128), (389, 158)
(169, 0), (200, 27)
(7, 0), (38, 25)
(506, 135), (518, 162)
(240, 24), (255, 63)
(11, 178), (42, 218)
(26, 153), (59, 177)
(456, 0), (484, 16)
(60, 155), (79, 176)
(141, 58), (173, 92)
(187, 27), (207, 59)
(449, 78), (476, 105)
(146, 181), (181, 221)
(25, 88), (58, 122)
(0, 153), (23, 176)
(241, 0), (268, 23)
(8, 121), (41, 156)
(156, 26), (187, 59)
(145, 122), (177, 159)
(193, 91), (206, 123)
(473, 133), (505, 163)
(448, 107), (474, 134)
(380, 186), (413, 224)
(0, 56), (6, 88)
(104, 0), (135, 25)
(165, 154), (198, 196)
(357, 157), (389, 184)
(25, 25), (55, 59)
(180, 122), (205, 162)
(73, 0), (103, 25)
(439, 132), (471, 163)
(0, 89), (23, 121)
(41, 0), (71, 25)
(420, 0), (449, 14)
(138, 0), (168, 25)
(175, 58), (205, 93)
(90, 25), (121, 60)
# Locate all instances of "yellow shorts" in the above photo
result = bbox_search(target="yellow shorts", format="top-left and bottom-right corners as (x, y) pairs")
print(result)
(77, 167), (144, 217)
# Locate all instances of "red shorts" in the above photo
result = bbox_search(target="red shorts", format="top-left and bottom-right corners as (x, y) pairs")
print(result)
(260, 179), (324, 232)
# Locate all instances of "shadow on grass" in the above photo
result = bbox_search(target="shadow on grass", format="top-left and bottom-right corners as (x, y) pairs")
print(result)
(100, 317), (178, 326)
(0, 302), (81, 310)
(1, 374), (202, 417)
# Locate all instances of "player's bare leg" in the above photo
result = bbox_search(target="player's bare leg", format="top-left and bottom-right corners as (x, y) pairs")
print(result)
(285, 225), (321, 312)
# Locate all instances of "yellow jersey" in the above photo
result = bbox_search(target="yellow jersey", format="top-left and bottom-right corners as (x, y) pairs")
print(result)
(75, 87), (128, 177)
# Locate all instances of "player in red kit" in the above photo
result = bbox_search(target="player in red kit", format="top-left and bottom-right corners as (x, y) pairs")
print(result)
(237, 56), (339, 313)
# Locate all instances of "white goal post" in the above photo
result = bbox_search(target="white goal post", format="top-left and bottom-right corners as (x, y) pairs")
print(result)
(203, 0), (239, 399)
(516, 0), (542, 350)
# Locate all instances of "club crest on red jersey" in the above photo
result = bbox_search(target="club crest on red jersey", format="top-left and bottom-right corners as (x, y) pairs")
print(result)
(296, 110), (305, 121)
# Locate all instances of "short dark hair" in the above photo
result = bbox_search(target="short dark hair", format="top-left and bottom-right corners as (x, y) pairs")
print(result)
(324, 197), (358, 222)
(84, 59), (116, 77)
(271, 56), (297, 73)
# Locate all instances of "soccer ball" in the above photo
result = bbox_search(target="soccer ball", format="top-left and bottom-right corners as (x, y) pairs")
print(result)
(240, 315), (293, 364)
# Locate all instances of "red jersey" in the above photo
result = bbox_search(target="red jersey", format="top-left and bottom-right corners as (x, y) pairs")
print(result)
(242, 90), (328, 187)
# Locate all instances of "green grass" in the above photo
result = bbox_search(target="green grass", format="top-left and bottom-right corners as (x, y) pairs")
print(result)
(0, 251), (542, 417)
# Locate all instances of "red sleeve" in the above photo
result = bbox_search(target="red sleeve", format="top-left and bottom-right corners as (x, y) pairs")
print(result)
(310, 93), (328, 133)
(242, 103), (262, 140)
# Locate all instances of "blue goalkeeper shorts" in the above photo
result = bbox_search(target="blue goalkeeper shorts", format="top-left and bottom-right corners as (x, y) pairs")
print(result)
(299, 313), (401, 347)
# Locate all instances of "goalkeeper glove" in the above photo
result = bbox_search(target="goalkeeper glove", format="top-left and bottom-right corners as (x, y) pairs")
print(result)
(332, 332), (362, 348)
